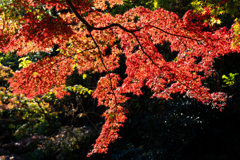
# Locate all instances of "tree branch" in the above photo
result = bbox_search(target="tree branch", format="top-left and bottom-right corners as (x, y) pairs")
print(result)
(65, 0), (140, 33)
(151, 25), (202, 42)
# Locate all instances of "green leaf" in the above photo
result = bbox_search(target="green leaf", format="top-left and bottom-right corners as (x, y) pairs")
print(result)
(222, 75), (228, 79)
(18, 56), (32, 68)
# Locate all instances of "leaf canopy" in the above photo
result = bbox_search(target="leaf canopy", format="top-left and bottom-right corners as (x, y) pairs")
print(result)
(0, 0), (239, 156)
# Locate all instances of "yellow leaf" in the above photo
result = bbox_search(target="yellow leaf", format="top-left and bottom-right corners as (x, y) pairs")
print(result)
(216, 19), (222, 25)
(82, 74), (87, 80)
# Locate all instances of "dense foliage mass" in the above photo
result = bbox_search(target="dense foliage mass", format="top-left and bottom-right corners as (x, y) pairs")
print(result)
(1, 0), (240, 159)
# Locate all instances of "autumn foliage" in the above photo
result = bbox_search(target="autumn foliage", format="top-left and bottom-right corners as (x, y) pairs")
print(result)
(0, 0), (239, 156)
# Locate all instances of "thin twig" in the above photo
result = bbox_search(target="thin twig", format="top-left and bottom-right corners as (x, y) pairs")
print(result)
(66, 0), (140, 32)
(151, 25), (202, 41)
(78, 98), (98, 131)
(88, 31), (119, 108)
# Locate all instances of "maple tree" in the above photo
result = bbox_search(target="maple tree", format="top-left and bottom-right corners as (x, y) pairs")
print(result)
(0, 0), (240, 157)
